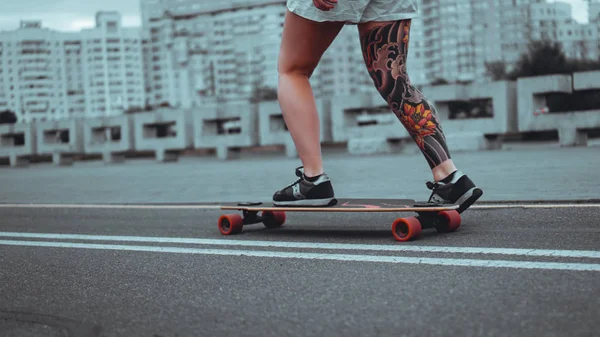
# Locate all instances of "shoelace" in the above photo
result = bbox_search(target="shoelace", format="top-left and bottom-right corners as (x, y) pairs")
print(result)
(282, 166), (305, 190)
(426, 180), (447, 203)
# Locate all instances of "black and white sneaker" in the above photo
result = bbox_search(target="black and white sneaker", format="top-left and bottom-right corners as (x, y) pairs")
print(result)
(272, 167), (336, 206)
(426, 170), (483, 213)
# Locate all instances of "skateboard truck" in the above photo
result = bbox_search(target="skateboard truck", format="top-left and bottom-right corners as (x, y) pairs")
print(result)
(237, 202), (263, 206)
(218, 209), (286, 235)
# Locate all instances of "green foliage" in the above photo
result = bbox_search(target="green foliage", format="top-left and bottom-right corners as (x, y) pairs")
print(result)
(484, 61), (509, 82)
(0, 110), (17, 124)
(485, 39), (600, 81)
(510, 39), (570, 78)
(430, 78), (449, 86)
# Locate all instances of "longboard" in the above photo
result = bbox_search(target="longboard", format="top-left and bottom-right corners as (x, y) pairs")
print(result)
(216, 198), (461, 242)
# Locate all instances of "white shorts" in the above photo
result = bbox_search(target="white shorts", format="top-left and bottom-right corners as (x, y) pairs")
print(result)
(286, 0), (419, 24)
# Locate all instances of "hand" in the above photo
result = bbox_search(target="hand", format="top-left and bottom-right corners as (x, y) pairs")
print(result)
(313, 0), (338, 11)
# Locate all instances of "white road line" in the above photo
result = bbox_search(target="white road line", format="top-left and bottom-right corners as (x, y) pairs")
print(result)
(1, 232), (598, 259)
(0, 203), (599, 209)
(0, 239), (598, 271)
(0, 203), (221, 209)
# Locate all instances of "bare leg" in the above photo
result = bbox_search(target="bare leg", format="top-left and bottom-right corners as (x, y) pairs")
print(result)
(357, 20), (457, 182)
(277, 11), (344, 177)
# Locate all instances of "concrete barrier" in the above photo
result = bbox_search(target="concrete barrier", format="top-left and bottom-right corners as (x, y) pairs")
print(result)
(420, 80), (517, 151)
(331, 93), (422, 155)
(331, 81), (517, 154)
(133, 108), (194, 162)
(36, 119), (85, 166)
(330, 93), (384, 143)
(193, 101), (259, 160)
(517, 72), (600, 147)
(258, 99), (332, 158)
(83, 115), (135, 164)
(0, 123), (37, 167)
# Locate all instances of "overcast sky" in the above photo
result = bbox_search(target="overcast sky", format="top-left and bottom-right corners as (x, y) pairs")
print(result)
(0, 0), (591, 32)
(0, 0), (141, 32)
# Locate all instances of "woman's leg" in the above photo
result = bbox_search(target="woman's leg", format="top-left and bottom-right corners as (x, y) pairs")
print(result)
(277, 10), (344, 178)
(357, 20), (482, 211)
(271, 10), (344, 206)
(357, 19), (455, 180)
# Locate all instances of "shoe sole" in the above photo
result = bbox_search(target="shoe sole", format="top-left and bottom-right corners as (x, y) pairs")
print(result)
(273, 197), (337, 207)
(456, 187), (483, 214)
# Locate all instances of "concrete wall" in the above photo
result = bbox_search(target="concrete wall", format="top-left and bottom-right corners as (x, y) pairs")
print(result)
(0, 123), (37, 167)
(331, 81), (518, 154)
(329, 93), (411, 155)
(36, 119), (85, 166)
(2, 71), (598, 167)
(83, 115), (135, 163)
(193, 101), (259, 160)
(421, 80), (518, 151)
(133, 108), (194, 162)
(330, 93), (382, 143)
(517, 72), (600, 146)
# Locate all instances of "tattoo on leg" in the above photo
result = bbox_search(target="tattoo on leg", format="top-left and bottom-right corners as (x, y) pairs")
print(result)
(360, 20), (451, 169)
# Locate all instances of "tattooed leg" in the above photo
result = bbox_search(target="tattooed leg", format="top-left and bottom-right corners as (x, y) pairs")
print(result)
(357, 20), (457, 179)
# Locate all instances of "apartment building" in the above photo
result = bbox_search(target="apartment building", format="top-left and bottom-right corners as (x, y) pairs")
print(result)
(529, 1), (600, 61)
(0, 12), (145, 122)
(80, 12), (146, 116)
(590, 0), (600, 22)
(418, 0), (599, 83)
(0, 21), (68, 122)
(557, 19), (599, 60)
(141, 1), (286, 107)
(419, 0), (536, 83)
(140, 0), (428, 106)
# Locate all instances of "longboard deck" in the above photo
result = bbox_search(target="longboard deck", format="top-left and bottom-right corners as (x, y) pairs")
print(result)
(216, 198), (463, 241)
(220, 198), (458, 212)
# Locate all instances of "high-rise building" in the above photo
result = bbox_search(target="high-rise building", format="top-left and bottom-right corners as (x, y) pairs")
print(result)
(0, 20), (69, 122)
(0, 12), (145, 122)
(556, 19), (599, 60)
(590, 0), (600, 22)
(418, 0), (597, 83)
(80, 12), (146, 116)
(529, 1), (599, 61)
(311, 26), (376, 98)
(141, 1), (287, 107)
(406, 16), (428, 86)
(529, 1), (572, 41)
(139, 0), (428, 105)
(420, 0), (538, 83)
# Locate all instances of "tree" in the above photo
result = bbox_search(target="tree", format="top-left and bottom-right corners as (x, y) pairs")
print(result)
(430, 78), (449, 86)
(507, 39), (569, 79)
(567, 58), (600, 72)
(0, 110), (17, 124)
(485, 61), (508, 81)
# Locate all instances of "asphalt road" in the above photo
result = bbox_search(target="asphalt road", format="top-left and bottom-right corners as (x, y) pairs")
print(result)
(1, 204), (599, 337)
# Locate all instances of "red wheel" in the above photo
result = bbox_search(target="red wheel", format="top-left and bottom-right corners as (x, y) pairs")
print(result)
(218, 214), (244, 235)
(392, 217), (422, 242)
(437, 210), (461, 232)
(262, 211), (286, 228)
